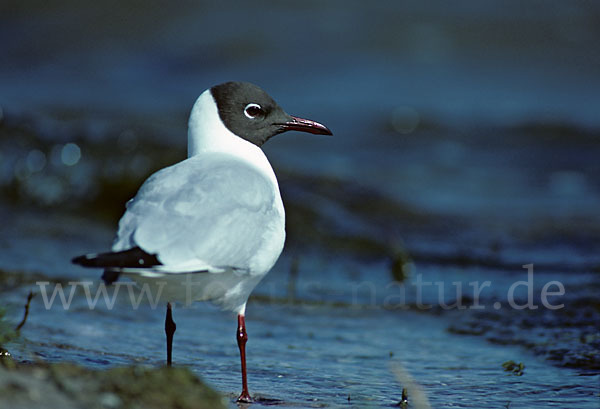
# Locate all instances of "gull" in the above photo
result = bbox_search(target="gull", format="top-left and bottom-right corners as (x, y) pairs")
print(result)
(72, 81), (332, 402)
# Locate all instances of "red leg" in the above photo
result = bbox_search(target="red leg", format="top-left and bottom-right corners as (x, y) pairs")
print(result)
(165, 302), (176, 366)
(236, 314), (252, 403)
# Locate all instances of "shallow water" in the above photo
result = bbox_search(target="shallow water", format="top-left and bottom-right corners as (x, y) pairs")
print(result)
(1, 208), (598, 408)
(2, 1), (600, 408)
(5, 279), (600, 409)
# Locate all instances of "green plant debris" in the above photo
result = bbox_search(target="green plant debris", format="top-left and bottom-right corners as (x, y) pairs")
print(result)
(0, 308), (16, 349)
(502, 360), (525, 376)
(0, 362), (226, 409)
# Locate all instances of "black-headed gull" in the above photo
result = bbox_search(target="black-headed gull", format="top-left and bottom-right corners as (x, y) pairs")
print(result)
(73, 81), (332, 402)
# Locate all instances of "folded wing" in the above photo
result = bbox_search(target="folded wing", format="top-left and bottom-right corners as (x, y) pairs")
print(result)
(112, 152), (281, 274)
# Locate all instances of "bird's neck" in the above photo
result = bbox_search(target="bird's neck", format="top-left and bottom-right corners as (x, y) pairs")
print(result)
(187, 89), (279, 186)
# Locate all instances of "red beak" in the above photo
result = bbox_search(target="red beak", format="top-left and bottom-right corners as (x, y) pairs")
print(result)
(280, 116), (333, 135)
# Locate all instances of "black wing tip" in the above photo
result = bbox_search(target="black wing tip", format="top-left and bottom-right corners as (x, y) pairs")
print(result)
(71, 247), (161, 269)
(72, 253), (122, 284)
(72, 253), (98, 266)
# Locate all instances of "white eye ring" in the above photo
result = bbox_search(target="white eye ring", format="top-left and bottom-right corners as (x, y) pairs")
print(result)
(244, 103), (263, 119)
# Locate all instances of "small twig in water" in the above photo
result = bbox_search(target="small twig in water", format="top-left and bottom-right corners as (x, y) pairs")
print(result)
(15, 291), (35, 332)
(399, 388), (408, 408)
(392, 363), (431, 409)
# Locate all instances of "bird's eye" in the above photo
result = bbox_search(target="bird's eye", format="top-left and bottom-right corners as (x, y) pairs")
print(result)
(244, 103), (263, 119)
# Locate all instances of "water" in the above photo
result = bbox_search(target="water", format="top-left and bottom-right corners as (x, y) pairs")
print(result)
(2, 209), (598, 407)
(1, 1), (599, 407)
(4, 269), (599, 408)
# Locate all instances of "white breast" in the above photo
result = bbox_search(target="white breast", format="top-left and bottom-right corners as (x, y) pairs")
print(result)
(186, 89), (286, 274)
(112, 89), (286, 313)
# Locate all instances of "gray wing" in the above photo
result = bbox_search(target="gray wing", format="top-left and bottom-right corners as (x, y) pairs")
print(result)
(112, 152), (281, 273)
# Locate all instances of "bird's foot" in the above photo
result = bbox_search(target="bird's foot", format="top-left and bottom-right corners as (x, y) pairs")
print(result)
(236, 391), (252, 403)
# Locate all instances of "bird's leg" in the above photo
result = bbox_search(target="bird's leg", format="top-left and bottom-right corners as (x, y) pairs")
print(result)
(236, 314), (252, 403)
(165, 302), (176, 366)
